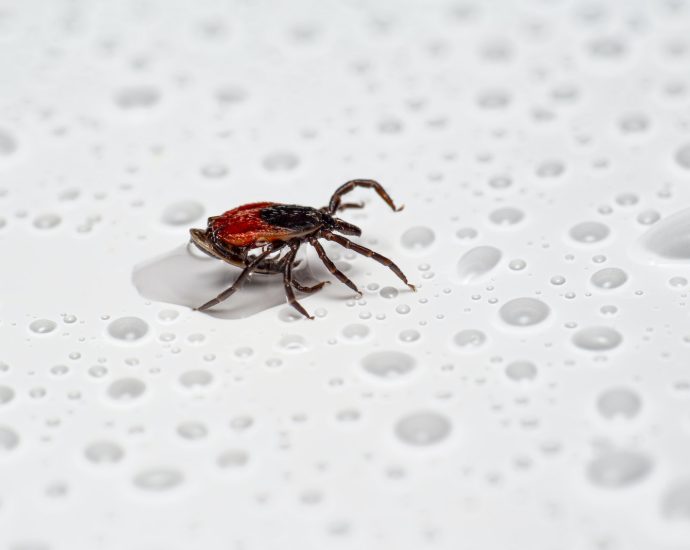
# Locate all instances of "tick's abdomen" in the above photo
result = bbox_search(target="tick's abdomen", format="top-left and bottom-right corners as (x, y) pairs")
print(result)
(210, 202), (323, 247)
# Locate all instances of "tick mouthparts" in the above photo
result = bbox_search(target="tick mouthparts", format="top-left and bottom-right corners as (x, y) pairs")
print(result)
(333, 218), (362, 237)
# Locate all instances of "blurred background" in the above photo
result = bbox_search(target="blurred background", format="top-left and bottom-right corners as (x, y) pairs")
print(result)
(1, 0), (690, 548)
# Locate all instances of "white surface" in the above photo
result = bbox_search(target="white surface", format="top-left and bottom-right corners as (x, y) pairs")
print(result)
(2, 0), (690, 548)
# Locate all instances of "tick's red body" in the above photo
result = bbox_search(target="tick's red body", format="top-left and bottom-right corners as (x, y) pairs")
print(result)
(190, 180), (415, 319)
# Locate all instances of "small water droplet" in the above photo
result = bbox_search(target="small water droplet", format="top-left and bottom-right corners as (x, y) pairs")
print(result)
(161, 201), (204, 226)
(133, 468), (183, 491)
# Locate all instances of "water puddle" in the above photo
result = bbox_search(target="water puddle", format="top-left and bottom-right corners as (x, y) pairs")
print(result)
(132, 243), (323, 320)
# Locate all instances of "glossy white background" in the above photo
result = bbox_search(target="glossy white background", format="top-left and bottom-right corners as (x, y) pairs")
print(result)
(1, 0), (690, 549)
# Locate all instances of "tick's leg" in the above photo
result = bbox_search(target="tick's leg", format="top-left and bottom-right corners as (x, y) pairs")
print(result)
(194, 243), (283, 311)
(320, 202), (364, 213)
(322, 231), (416, 291)
(292, 279), (330, 294)
(327, 179), (403, 214)
(309, 237), (362, 297)
(283, 242), (314, 319)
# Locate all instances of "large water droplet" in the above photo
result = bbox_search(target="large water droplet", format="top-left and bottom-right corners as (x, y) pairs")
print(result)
(569, 221), (610, 244)
(452, 329), (487, 350)
(597, 387), (642, 419)
(401, 226), (435, 250)
(636, 207), (690, 263)
(455, 245), (502, 284)
(107, 317), (149, 342)
(499, 297), (550, 326)
(590, 267), (628, 289)
(572, 326), (622, 351)
(361, 351), (416, 379)
(394, 411), (451, 446)
(107, 378), (146, 401)
(505, 360), (537, 381)
(29, 319), (57, 334)
(587, 449), (652, 488)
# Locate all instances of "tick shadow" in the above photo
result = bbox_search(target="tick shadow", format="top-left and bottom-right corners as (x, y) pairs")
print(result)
(132, 243), (330, 320)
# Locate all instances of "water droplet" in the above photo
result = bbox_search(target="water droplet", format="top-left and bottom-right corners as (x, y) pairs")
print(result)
(505, 360), (537, 381)
(455, 246), (502, 284)
(590, 267), (628, 289)
(0, 129), (18, 156)
(133, 468), (183, 491)
(342, 323), (370, 341)
(569, 221), (610, 244)
(29, 319), (57, 334)
(452, 329), (486, 350)
(401, 226), (435, 250)
(499, 298), (550, 327)
(161, 201), (204, 226)
(536, 159), (565, 178)
(0, 386), (14, 405)
(508, 259), (526, 271)
(84, 441), (124, 464)
(587, 449), (652, 488)
(597, 387), (642, 419)
(278, 334), (308, 352)
(262, 151), (299, 172)
(379, 286), (399, 299)
(217, 449), (249, 468)
(637, 209), (660, 225)
(661, 479), (690, 521)
(179, 370), (213, 388)
(572, 326), (622, 351)
(0, 426), (19, 451)
(114, 86), (161, 109)
(489, 207), (524, 226)
(394, 411), (451, 446)
(107, 378), (146, 401)
(361, 351), (416, 379)
(177, 421), (208, 440)
(455, 227), (478, 239)
(399, 329), (420, 342)
(33, 213), (61, 230)
(637, 207), (690, 262)
(107, 317), (149, 342)
(675, 143), (690, 170)
(200, 162), (229, 179)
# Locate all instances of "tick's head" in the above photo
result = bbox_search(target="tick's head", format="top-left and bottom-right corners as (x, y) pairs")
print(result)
(329, 216), (362, 237)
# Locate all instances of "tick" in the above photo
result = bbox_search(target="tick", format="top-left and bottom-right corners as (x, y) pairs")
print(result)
(189, 179), (416, 319)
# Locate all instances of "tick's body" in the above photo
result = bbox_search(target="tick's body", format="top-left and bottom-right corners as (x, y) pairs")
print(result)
(190, 179), (415, 319)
